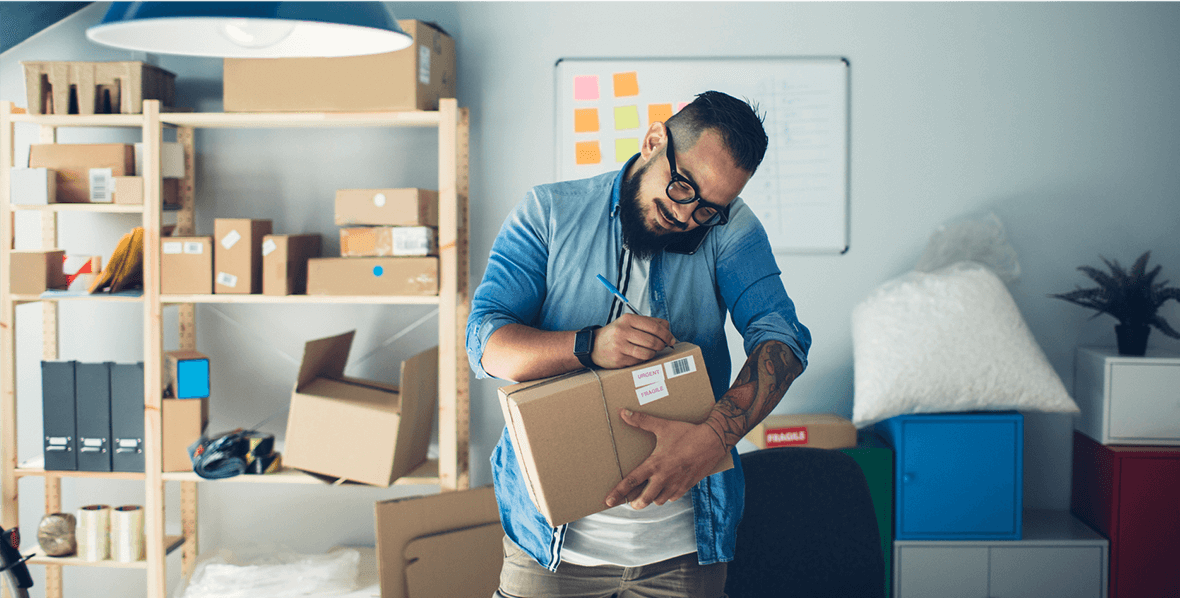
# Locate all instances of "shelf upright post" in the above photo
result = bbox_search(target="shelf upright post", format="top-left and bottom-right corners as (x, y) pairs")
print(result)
(0, 103), (19, 552)
(175, 124), (200, 578)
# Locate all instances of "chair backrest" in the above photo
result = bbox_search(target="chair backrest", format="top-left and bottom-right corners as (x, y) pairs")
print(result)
(725, 447), (885, 598)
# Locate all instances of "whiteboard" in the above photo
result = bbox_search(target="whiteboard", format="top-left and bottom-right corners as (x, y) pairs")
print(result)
(554, 57), (850, 254)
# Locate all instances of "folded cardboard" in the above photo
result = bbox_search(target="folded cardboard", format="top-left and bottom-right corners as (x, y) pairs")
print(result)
(335, 189), (438, 227)
(112, 176), (181, 207)
(28, 143), (135, 203)
(133, 142), (185, 178)
(214, 218), (273, 294)
(498, 342), (733, 526)
(162, 397), (208, 472)
(340, 226), (437, 257)
(22, 60), (176, 115)
(164, 350), (210, 399)
(374, 486), (501, 598)
(10, 167), (56, 204)
(223, 20), (455, 113)
(283, 331), (438, 486)
(306, 257), (438, 296)
(10, 249), (67, 295)
(745, 413), (858, 450)
(161, 236), (213, 295)
(62, 255), (101, 292)
(262, 234), (323, 296)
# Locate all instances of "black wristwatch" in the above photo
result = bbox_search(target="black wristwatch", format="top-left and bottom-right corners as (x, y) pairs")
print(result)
(573, 325), (601, 369)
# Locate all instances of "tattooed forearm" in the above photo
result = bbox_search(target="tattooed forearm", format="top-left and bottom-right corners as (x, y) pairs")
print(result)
(705, 340), (803, 450)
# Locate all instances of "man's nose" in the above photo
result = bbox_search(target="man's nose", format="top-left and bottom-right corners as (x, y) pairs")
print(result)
(667, 200), (695, 227)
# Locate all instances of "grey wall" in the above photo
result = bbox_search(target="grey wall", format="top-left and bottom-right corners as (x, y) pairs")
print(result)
(3, 2), (1180, 597)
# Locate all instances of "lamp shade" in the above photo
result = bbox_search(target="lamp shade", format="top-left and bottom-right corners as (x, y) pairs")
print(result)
(86, 2), (414, 58)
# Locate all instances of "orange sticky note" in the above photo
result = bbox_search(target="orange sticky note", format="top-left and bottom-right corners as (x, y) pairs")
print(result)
(576, 141), (602, 165)
(613, 72), (639, 97)
(574, 108), (599, 133)
(615, 138), (639, 162)
(648, 103), (674, 124)
(614, 105), (640, 130)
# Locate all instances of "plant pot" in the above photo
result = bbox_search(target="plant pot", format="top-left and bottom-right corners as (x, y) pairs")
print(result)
(1115, 324), (1151, 356)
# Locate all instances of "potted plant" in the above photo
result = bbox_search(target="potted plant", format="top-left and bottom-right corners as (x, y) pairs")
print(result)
(1050, 251), (1180, 355)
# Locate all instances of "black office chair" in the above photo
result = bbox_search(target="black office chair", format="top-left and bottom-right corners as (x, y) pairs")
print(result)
(726, 447), (885, 598)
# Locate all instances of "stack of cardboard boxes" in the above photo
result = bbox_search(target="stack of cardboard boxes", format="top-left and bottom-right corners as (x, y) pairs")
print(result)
(10, 142), (182, 206)
(161, 219), (324, 296)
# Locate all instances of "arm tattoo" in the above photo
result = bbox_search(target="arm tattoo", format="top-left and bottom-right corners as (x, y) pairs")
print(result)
(705, 340), (803, 451)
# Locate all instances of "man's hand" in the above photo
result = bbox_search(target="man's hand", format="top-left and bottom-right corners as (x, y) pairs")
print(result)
(592, 314), (676, 369)
(603, 409), (729, 510)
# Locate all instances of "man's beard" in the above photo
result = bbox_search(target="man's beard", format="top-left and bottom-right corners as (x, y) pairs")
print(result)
(619, 162), (691, 260)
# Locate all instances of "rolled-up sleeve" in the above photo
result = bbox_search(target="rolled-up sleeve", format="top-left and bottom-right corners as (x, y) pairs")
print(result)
(466, 188), (552, 379)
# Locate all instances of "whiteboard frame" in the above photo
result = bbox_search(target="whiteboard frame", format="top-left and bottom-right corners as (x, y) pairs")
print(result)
(554, 56), (851, 254)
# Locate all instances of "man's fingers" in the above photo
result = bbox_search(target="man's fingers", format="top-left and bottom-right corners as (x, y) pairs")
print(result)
(617, 314), (676, 349)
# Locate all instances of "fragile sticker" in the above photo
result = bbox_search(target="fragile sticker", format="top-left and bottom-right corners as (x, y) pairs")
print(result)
(664, 355), (696, 379)
(183, 242), (205, 254)
(636, 381), (669, 405)
(261, 238), (277, 256)
(765, 426), (809, 448)
(632, 364), (665, 388)
(216, 272), (237, 287)
(220, 230), (241, 250)
(162, 242), (183, 255)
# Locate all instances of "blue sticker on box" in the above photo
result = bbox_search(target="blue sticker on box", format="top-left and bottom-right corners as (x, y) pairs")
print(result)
(176, 359), (210, 399)
(373, 266), (384, 277)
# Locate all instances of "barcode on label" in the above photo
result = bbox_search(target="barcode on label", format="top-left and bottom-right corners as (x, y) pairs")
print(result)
(664, 356), (696, 379)
(89, 168), (113, 202)
(216, 272), (238, 287)
(183, 242), (205, 254)
(393, 228), (431, 256)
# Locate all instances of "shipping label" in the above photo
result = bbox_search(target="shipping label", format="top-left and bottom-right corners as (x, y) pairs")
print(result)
(220, 229), (241, 250)
(262, 238), (277, 256)
(664, 355), (696, 379)
(184, 242), (205, 254)
(163, 242), (183, 255)
(216, 272), (238, 288)
(89, 168), (113, 202)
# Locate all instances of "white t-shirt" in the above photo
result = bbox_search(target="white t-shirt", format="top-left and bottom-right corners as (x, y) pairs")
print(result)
(561, 250), (698, 567)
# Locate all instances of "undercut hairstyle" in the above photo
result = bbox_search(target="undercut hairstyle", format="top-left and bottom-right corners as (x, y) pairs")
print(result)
(664, 91), (769, 174)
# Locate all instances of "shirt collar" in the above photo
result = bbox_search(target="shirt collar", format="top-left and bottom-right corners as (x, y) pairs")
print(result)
(611, 153), (642, 219)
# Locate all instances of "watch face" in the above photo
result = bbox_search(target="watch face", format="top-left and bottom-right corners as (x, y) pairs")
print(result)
(574, 329), (593, 355)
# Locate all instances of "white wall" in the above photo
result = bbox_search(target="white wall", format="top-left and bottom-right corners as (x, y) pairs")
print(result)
(3, 2), (1180, 597)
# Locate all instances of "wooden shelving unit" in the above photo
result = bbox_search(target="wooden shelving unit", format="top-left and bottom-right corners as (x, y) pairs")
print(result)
(0, 99), (471, 598)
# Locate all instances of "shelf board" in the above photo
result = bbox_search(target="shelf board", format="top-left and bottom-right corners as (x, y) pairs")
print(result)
(24, 535), (184, 568)
(11, 289), (144, 305)
(9, 203), (144, 213)
(15, 458), (146, 480)
(161, 110), (441, 129)
(162, 293), (439, 305)
(9, 113), (148, 128)
(162, 459), (440, 486)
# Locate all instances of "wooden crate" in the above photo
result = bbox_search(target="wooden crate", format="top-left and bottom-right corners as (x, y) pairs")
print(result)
(21, 61), (176, 115)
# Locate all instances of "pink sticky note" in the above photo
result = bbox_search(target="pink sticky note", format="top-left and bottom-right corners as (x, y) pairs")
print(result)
(676, 102), (690, 112)
(574, 76), (600, 101)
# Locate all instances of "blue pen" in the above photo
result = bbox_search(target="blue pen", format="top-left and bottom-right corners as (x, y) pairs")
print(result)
(596, 274), (641, 315)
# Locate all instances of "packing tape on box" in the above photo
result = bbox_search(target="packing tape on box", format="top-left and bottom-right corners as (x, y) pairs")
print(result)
(110, 505), (145, 562)
(75, 504), (111, 561)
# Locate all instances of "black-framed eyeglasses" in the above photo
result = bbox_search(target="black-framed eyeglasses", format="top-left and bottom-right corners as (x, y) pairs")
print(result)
(665, 129), (729, 227)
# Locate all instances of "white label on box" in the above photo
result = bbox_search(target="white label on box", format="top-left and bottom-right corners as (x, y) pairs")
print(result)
(162, 242), (183, 255)
(184, 242), (205, 254)
(373, 192), (386, 207)
(632, 364), (665, 388)
(262, 238), (277, 256)
(636, 381), (670, 405)
(664, 355), (697, 379)
(89, 168), (113, 203)
(216, 272), (238, 287)
(220, 230), (241, 250)
(418, 45), (431, 84)
(392, 228), (430, 256)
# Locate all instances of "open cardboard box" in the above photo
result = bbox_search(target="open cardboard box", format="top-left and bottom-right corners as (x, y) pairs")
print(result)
(498, 342), (733, 526)
(284, 331), (437, 487)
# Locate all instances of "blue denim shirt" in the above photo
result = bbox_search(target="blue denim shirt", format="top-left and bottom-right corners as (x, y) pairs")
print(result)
(466, 156), (811, 571)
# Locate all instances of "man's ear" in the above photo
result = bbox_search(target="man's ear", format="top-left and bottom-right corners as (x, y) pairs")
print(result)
(639, 121), (668, 160)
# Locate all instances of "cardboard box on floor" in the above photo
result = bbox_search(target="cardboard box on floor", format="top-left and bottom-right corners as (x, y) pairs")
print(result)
(375, 486), (501, 598)
(283, 331), (438, 486)
(744, 413), (857, 450)
(161, 236), (213, 295)
(10, 250), (67, 295)
(498, 342), (733, 527)
(162, 397), (208, 472)
(306, 257), (438, 296)
(262, 234), (322, 296)
(335, 188), (439, 227)
(28, 143), (135, 203)
(214, 218), (272, 294)
(223, 20), (455, 113)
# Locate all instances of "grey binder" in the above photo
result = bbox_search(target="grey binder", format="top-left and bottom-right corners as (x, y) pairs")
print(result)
(75, 362), (113, 472)
(110, 362), (145, 472)
(41, 360), (78, 471)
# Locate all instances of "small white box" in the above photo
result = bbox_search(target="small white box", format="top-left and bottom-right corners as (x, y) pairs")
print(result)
(133, 142), (185, 178)
(10, 167), (56, 204)
(1074, 346), (1180, 445)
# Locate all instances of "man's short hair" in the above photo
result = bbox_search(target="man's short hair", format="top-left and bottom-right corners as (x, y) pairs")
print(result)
(664, 91), (768, 174)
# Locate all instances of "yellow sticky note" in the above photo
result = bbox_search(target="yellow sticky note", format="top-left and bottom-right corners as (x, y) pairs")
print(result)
(615, 138), (639, 162)
(576, 141), (602, 165)
(648, 103), (674, 124)
(574, 108), (599, 133)
(613, 71), (639, 97)
(614, 105), (640, 130)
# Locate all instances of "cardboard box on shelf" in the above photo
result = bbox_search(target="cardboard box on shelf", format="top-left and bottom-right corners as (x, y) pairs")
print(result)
(374, 486), (501, 598)
(744, 413), (858, 450)
(63, 255), (102, 292)
(161, 236), (213, 295)
(164, 350), (210, 399)
(213, 218), (273, 294)
(223, 20), (454, 113)
(335, 188), (438, 227)
(10, 249), (67, 295)
(283, 331), (438, 487)
(133, 141), (185, 178)
(306, 257), (438, 296)
(261, 234), (323, 296)
(498, 342), (733, 526)
(162, 397), (208, 472)
(21, 60), (176, 115)
(10, 167), (56, 204)
(112, 177), (180, 206)
(340, 226), (437, 257)
(28, 143), (136, 203)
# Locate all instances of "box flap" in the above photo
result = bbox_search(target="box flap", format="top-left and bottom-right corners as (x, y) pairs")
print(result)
(297, 330), (354, 390)
(391, 346), (439, 479)
(404, 522), (501, 598)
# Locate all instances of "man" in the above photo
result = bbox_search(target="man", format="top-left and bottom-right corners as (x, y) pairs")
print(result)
(467, 91), (811, 597)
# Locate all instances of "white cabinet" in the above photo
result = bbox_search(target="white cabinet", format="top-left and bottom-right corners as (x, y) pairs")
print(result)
(1074, 346), (1180, 445)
